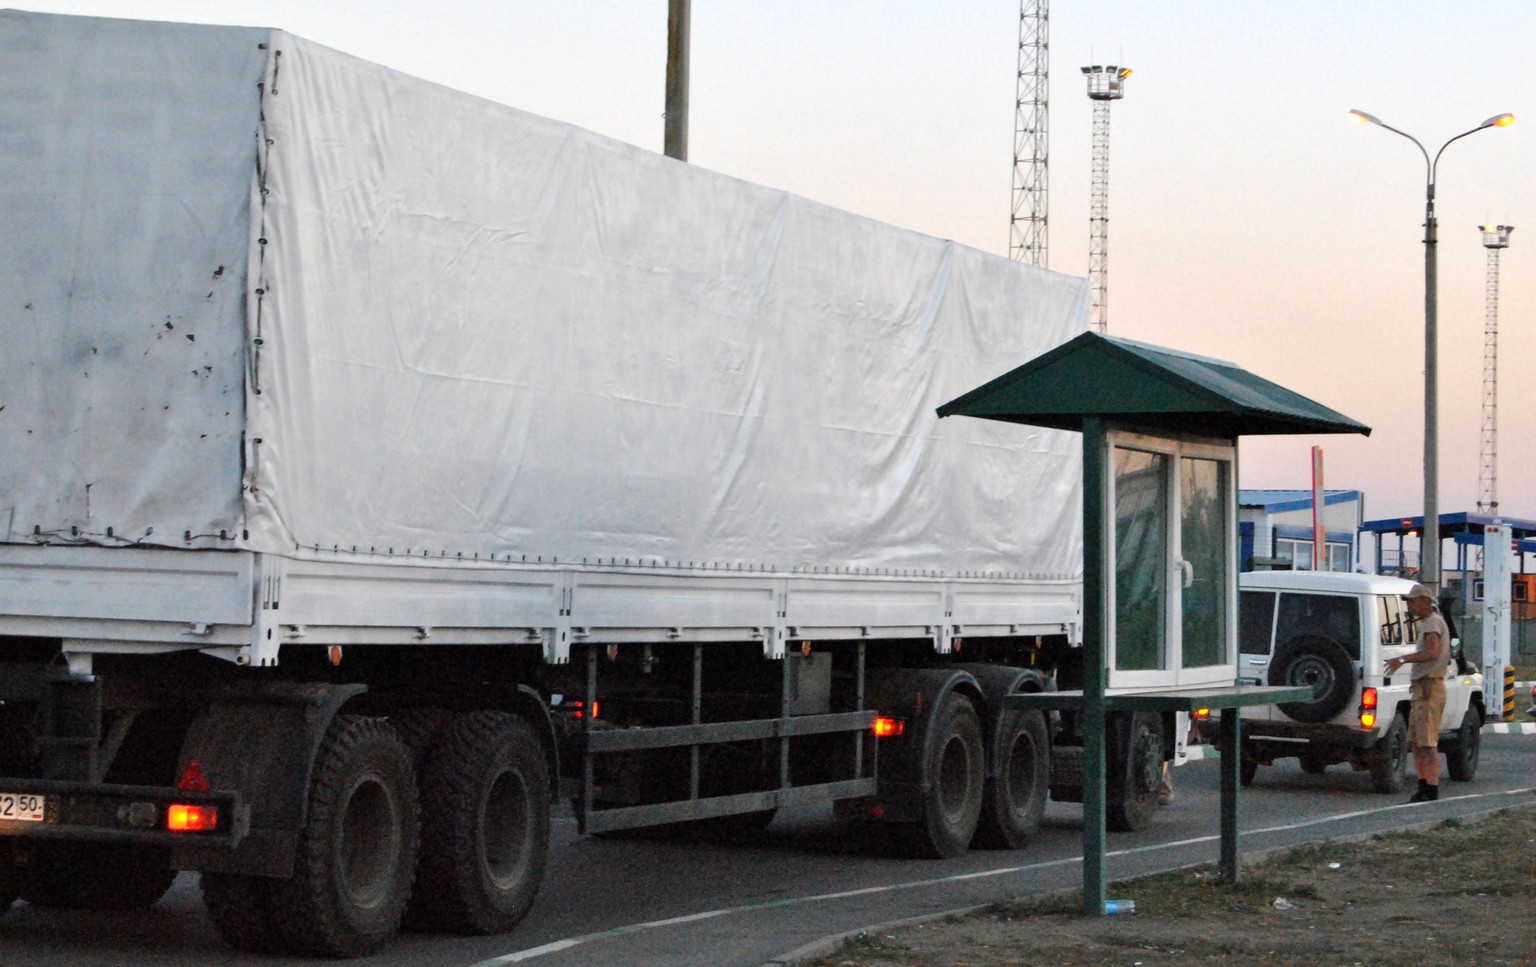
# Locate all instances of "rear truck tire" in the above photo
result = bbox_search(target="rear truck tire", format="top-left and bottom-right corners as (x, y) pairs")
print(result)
(1444, 705), (1482, 782)
(1269, 636), (1357, 725)
(201, 873), (282, 954)
(1299, 751), (1328, 774)
(17, 842), (175, 911)
(972, 709), (1049, 850)
(1368, 715), (1409, 794)
(390, 706), (453, 768)
(1107, 710), (1164, 832)
(892, 692), (985, 859)
(1239, 755), (1258, 787)
(411, 711), (549, 935)
(264, 715), (420, 958)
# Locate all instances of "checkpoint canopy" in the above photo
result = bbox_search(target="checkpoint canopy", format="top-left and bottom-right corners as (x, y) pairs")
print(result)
(938, 332), (1370, 915)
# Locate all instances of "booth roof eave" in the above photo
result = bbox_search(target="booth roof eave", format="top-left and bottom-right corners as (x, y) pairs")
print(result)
(936, 332), (1371, 439)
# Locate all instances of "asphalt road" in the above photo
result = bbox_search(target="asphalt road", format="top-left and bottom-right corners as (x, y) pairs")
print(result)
(3, 733), (1533, 967)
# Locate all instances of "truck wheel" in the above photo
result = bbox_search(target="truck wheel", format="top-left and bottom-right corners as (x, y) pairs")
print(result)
(1445, 706), (1482, 781)
(1270, 636), (1356, 724)
(265, 715), (420, 957)
(972, 709), (1048, 850)
(202, 873), (281, 954)
(893, 692), (984, 858)
(1299, 752), (1328, 774)
(390, 706), (452, 768)
(1368, 716), (1409, 793)
(1239, 755), (1258, 786)
(412, 711), (549, 935)
(1107, 711), (1164, 832)
(18, 842), (175, 911)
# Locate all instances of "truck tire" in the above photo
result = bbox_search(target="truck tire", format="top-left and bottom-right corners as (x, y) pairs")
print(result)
(202, 873), (282, 954)
(1107, 711), (1164, 832)
(390, 706), (452, 768)
(972, 709), (1048, 850)
(1239, 755), (1258, 787)
(412, 711), (549, 935)
(17, 842), (175, 911)
(893, 692), (984, 858)
(1368, 716), (1409, 793)
(265, 715), (420, 957)
(1444, 705), (1482, 782)
(1270, 636), (1356, 724)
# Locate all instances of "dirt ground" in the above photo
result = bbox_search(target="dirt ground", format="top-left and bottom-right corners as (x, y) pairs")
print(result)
(813, 805), (1536, 967)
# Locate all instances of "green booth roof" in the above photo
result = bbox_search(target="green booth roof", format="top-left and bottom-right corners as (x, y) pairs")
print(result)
(936, 332), (1371, 438)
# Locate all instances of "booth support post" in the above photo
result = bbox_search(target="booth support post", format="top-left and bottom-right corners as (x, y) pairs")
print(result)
(1081, 417), (1109, 915)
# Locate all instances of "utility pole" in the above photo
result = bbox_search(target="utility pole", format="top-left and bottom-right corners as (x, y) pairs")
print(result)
(1010, 0), (1049, 266)
(664, 0), (690, 161)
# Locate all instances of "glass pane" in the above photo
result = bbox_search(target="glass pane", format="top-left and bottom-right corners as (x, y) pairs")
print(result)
(1277, 592), (1361, 661)
(1238, 590), (1275, 656)
(1114, 448), (1166, 671)
(1180, 457), (1228, 668)
(1328, 543), (1350, 572)
(1378, 594), (1403, 645)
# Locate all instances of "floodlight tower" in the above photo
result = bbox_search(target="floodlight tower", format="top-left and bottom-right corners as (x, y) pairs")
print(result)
(1478, 224), (1514, 517)
(1083, 65), (1131, 332)
(1010, 0), (1049, 266)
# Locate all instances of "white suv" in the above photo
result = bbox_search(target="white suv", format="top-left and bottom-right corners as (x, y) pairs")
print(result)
(1238, 570), (1485, 792)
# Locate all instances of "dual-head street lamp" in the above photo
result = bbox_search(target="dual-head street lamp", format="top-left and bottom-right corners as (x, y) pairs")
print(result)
(1348, 109), (1514, 588)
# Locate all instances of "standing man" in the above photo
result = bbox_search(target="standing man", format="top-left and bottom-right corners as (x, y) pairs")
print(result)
(1385, 583), (1450, 803)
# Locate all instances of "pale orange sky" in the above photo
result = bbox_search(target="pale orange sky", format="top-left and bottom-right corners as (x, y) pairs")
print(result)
(17, 0), (1535, 527)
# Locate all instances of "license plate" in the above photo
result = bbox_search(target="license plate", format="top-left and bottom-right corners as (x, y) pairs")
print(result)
(0, 791), (47, 823)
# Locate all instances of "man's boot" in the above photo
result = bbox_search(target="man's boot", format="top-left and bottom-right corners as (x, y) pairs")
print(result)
(1407, 779), (1431, 803)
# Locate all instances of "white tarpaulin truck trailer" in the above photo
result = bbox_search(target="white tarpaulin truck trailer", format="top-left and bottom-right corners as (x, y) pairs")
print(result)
(0, 11), (1165, 958)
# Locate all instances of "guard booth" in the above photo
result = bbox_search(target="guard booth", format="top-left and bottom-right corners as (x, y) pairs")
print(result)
(938, 333), (1370, 915)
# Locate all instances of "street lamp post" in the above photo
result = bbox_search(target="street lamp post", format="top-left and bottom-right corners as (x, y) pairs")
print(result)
(1348, 109), (1514, 588)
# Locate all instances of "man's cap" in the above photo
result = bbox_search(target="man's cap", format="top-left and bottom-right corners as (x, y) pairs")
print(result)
(1406, 583), (1436, 600)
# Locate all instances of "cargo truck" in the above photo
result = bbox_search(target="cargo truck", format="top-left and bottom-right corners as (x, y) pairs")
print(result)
(0, 10), (1176, 957)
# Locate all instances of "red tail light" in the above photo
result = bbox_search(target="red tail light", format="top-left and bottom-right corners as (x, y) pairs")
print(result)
(872, 716), (905, 738)
(1359, 687), (1378, 729)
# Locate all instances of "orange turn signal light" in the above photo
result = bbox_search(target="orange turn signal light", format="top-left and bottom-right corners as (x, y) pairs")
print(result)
(167, 803), (218, 832)
(872, 716), (905, 738)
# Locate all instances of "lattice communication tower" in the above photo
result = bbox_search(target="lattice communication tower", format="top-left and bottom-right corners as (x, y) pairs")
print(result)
(1009, 1), (1049, 266)
(1083, 65), (1130, 333)
(1478, 224), (1514, 516)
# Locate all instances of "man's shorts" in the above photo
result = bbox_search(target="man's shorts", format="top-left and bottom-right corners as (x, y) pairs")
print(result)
(1408, 677), (1447, 748)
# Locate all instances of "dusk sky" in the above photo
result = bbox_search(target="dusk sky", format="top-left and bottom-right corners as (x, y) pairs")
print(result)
(15, 1), (1535, 532)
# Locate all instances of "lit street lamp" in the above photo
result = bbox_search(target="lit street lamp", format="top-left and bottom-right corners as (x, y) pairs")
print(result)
(1348, 109), (1514, 588)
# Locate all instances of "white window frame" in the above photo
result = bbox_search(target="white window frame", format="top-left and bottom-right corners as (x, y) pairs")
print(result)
(1106, 430), (1237, 691)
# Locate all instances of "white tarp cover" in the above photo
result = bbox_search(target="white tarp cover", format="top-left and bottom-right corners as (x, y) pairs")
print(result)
(2, 12), (1088, 579)
(0, 11), (265, 544)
